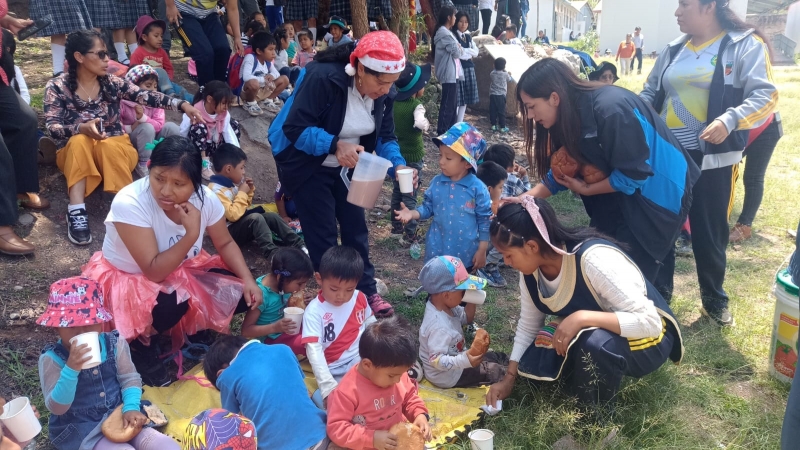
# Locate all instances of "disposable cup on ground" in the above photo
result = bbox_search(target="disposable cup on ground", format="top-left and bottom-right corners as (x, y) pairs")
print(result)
(69, 331), (102, 369)
(0, 397), (42, 442)
(397, 168), (414, 194)
(468, 429), (494, 450)
(283, 307), (304, 335)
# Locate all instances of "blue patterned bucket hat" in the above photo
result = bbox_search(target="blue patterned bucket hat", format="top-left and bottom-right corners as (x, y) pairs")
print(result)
(419, 256), (487, 295)
(432, 122), (487, 171)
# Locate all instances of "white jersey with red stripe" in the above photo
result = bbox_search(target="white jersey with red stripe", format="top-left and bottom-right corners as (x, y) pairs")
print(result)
(301, 290), (374, 369)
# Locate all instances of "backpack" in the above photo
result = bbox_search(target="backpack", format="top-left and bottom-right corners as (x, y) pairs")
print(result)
(227, 47), (255, 94)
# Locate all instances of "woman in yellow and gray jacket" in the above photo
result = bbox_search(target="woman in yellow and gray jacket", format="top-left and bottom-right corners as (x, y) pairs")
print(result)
(640, 0), (777, 326)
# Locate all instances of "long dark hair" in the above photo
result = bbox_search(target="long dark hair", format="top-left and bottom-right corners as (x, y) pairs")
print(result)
(490, 199), (618, 257)
(191, 80), (233, 107)
(516, 58), (600, 180)
(148, 136), (204, 204)
(452, 11), (470, 35)
(437, 6), (456, 29)
(270, 248), (314, 293)
(65, 30), (110, 101)
(699, 0), (772, 55)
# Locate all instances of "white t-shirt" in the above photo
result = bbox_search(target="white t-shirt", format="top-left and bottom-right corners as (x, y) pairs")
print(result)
(274, 49), (289, 70)
(241, 53), (280, 87)
(419, 301), (471, 388)
(301, 290), (374, 369)
(102, 178), (225, 274)
(632, 33), (644, 49)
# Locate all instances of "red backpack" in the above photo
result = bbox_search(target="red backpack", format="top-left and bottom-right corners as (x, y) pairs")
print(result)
(226, 47), (254, 94)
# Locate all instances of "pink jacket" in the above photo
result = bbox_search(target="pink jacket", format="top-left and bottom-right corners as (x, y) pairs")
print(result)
(120, 99), (166, 134)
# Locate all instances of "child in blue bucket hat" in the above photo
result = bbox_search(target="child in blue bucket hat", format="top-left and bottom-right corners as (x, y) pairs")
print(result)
(395, 122), (492, 270)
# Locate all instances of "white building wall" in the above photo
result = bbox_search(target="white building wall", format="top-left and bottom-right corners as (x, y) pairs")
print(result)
(524, 0), (556, 39)
(785, 2), (800, 47)
(598, 0), (681, 57)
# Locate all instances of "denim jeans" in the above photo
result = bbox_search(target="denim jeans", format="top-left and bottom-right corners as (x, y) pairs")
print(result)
(153, 68), (193, 102)
(175, 13), (231, 86)
(264, 5), (284, 31)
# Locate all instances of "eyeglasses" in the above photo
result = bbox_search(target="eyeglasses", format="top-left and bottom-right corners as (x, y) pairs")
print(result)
(84, 50), (110, 60)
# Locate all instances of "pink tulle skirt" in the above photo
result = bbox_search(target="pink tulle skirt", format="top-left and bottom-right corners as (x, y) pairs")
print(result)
(82, 251), (243, 346)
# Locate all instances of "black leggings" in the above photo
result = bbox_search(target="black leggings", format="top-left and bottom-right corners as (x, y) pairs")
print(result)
(0, 85), (39, 226)
(150, 268), (250, 334)
(736, 118), (781, 226)
(480, 9), (493, 34)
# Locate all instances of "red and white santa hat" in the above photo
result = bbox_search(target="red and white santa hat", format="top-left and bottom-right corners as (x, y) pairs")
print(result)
(344, 31), (406, 76)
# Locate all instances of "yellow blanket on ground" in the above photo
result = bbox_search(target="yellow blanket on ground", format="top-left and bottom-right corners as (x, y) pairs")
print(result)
(141, 363), (487, 448)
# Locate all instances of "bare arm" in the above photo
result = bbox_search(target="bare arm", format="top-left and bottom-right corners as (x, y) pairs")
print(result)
(524, 183), (553, 198)
(114, 222), (199, 283)
(206, 218), (263, 309)
(240, 308), (282, 338)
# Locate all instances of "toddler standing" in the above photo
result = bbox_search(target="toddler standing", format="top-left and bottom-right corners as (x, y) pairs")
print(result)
(37, 277), (179, 450)
(395, 122), (492, 272)
(327, 316), (432, 450)
(489, 58), (512, 133)
(390, 62), (431, 243)
(121, 65), (181, 177)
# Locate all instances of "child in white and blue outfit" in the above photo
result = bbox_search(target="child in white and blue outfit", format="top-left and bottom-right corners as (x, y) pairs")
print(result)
(395, 122), (492, 271)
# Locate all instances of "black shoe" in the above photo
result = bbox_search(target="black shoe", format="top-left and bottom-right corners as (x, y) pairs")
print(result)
(66, 208), (92, 245)
(130, 340), (171, 387)
(700, 307), (735, 327)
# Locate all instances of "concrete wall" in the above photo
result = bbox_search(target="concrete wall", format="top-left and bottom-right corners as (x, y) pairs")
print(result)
(598, 0), (681, 57)
(524, 0), (556, 39)
(787, 2), (800, 49)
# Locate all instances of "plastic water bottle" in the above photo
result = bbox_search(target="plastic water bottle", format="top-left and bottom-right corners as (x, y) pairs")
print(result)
(409, 242), (421, 260)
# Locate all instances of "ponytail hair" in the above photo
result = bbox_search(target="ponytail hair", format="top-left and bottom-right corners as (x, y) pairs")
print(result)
(270, 248), (314, 293)
(489, 199), (620, 257)
(191, 80), (233, 107)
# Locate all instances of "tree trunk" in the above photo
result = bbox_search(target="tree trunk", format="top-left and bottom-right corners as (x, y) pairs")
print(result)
(390, 0), (410, 55)
(319, 0), (331, 32)
(419, 0), (436, 38)
(352, 0), (371, 38)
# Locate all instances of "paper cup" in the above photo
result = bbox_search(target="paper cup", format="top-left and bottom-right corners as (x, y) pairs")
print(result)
(462, 289), (487, 305)
(69, 331), (102, 369)
(0, 397), (42, 442)
(283, 307), (304, 335)
(468, 429), (495, 450)
(397, 169), (414, 194)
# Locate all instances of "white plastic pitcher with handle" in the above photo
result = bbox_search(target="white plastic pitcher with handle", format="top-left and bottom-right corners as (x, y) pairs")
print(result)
(347, 152), (393, 209)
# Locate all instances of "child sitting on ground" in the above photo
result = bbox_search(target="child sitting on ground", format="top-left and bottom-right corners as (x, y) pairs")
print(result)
(121, 65), (181, 178)
(323, 15), (353, 48)
(304, 246), (377, 403)
(180, 80), (241, 180)
(292, 29), (317, 69)
(130, 16), (192, 101)
(241, 18), (265, 47)
(504, 25), (523, 46)
(395, 122), (492, 271)
(240, 31), (290, 116)
(183, 409), (257, 450)
(36, 277), (179, 450)
(390, 62), (431, 244)
(476, 161), (508, 215)
(273, 27), (300, 91)
(241, 247), (313, 354)
(478, 143), (531, 287)
(418, 256), (510, 388)
(327, 316), (432, 449)
(208, 143), (306, 259)
(283, 23), (298, 64)
(489, 58), (513, 133)
(204, 336), (328, 450)
(274, 181), (300, 223)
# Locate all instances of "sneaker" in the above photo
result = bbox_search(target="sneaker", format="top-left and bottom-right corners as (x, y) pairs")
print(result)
(501, 127), (509, 133)
(700, 306), (735, 326)
(491, 125), (498, 131)
(675, 235), (693, 257)
(261, 99), (281, 113)
(366, 293), (394, 318)
(66, 208), (92, 245)
(390, 223), (404, 236)
(201, 157), (214, 181)
(243, 102), (264, 116)
(729, 223), (752, 243)
(134, 162), (149, 179)
(477, 264), (507, 288)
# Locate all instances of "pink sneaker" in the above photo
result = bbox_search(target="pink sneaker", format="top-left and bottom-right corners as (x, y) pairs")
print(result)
(366, 293), (394, 318)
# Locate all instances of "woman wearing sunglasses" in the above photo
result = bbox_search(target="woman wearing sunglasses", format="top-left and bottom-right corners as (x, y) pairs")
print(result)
(43, 29), (205, 246)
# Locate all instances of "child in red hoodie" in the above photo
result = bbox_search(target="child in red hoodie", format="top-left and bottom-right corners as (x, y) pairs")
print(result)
(326, 316), (432, 450)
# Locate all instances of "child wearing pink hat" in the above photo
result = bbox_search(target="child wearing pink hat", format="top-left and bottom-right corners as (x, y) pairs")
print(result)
(36, 277), (179, 450)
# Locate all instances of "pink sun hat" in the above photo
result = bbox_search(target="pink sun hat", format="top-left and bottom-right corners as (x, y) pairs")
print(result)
(36, 276), (113, 328)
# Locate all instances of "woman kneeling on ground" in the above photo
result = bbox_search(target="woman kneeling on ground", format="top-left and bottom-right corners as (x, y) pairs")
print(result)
(82, 136), (263, 386)
(43, 29), (204, 246)
(485, 196), (684, 415)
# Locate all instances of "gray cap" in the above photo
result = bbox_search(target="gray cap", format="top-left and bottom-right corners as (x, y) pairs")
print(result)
(419, 256), (487, 295)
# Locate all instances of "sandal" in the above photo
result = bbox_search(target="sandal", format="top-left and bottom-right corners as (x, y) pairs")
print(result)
(366, 293), (394, 318)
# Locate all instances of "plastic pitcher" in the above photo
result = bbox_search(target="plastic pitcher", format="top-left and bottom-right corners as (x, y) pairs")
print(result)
(347, 152), (392, 209)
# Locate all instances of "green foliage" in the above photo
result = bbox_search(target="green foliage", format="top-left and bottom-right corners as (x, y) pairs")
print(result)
(570, 30), (599, 55)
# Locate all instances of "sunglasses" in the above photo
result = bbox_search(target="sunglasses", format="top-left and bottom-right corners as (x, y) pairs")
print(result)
(84, 50), (110, 60)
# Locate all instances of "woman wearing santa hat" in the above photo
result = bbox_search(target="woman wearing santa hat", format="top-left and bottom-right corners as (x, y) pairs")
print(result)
(268, 31), (417, 318)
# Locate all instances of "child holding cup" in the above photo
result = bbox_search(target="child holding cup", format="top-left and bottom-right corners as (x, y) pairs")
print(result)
(0, 396), (41, 450)
(240, 248), (314, 355)
(36, 277), (179, 450)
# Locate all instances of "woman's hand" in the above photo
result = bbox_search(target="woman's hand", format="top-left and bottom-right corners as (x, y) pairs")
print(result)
(486, 374), (515, 407)
(395, 165), (419, 189)
(553, 311), (587, 356)
(122, 410), (148, 429)
(165, 1), (182, 26)
(0, 16), (34, 35)
(181, 102), (205, 125)
(243, 278), (263, 310)
(233, 36), (245, 57)
(335, 141), (363, 168)
(699, 119), (730, 145)
(66, 343), (92, 371)
(174, 202), (201, 239)
(79, 118), (107, 140)
(554, 173), (589, 195)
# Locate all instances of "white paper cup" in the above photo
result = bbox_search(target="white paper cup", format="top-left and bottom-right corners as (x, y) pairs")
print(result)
(283, 307), (304, 335)
(69, 331), (102, 369)
(397, 169), (414, 194)
(468, 429), (495, 450)
(0, 397), (42, 442)
(462, 289), (487, 305)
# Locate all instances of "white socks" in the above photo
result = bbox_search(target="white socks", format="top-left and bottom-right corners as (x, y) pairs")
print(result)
(114, 42), (129, 62)
(52, 44), (65, 75)
(128, 43), (138, 54)
(457, 105), (467, 123)
(68, 203), (86, 212)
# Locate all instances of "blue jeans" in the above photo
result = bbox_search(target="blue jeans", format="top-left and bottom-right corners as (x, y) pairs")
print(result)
(158, 0), (172, 53)
(264, 5), (284, 31)
(153, 68), (193, 101)
(520, 5), (528, 37)
(176, 14), (231, 86)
